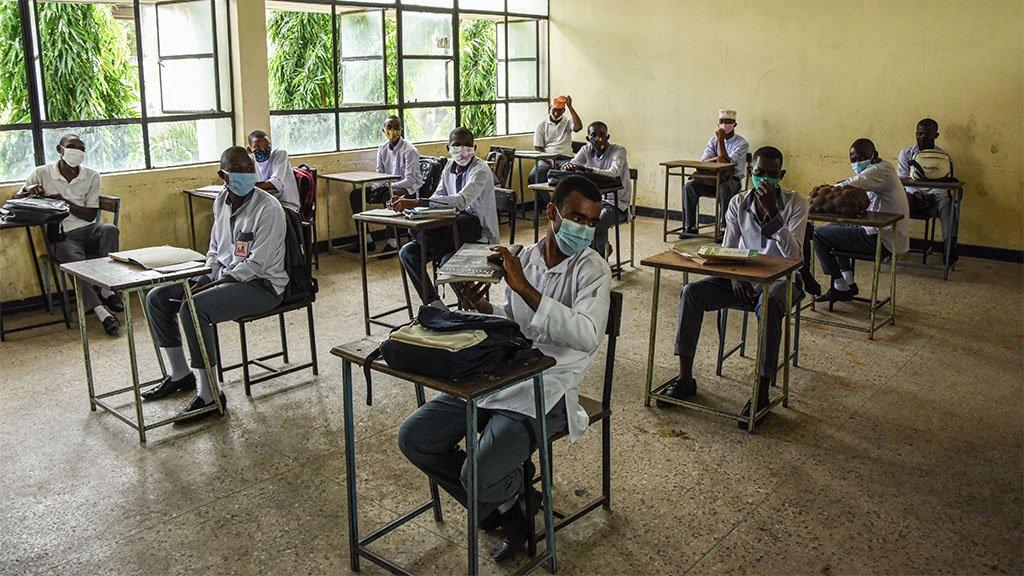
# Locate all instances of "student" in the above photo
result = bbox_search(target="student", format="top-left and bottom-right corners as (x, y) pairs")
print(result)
(812, 138), (910, 302)
(17, 134), (121, 336)
(683, 109), (749, 236)
(897, 118), (957, 263)
(528, 94), (583, 191)
(247, 130), (300, 213)
(141, 147), (287, 421)
(398, 176), (611, 562)
(564, 121), (631, 256)
(348, 115), (423, 255)
(660, 146), (807, 428)
(390, 127), (499, 309)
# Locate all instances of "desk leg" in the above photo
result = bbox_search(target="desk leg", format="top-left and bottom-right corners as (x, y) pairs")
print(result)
(713, 173), (722, 241)
(533, 374), (558, 573)
(644, 268), (661, 407)
(533, 171), (540, 243)
(868, 232), (883, 340)
(517, 158), (526, 218)
(123, 287), (147, 444)
(465, 398), (479, 576)
(360, 184), (369, 254)
(325, 180), (334, 253)
(75, 276), (95, 412)
(748, 281), (770, 433)
(359, 221), (371, 336)
(613, 190), (622, 280)
(783, 274), (792, 408)
(413, 385), (445, 522)
(183, 281), (223, 413)
(890, 244), (897, 325)
(341, 360), (361, 572)
(188, 194), (198, 252)
(945, 188), (963, 280)
(662, 168), (669, 243)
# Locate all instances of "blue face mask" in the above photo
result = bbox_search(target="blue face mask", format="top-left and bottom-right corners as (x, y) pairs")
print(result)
(851, 160), (871, 175)
(751, 174), (782, 188)
(224, 172), (257, 197)
(253, 147), (271, 163)
(553, 208), (595, 255)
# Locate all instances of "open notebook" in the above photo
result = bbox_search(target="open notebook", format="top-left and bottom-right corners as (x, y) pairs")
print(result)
(109, 246), (206, 272)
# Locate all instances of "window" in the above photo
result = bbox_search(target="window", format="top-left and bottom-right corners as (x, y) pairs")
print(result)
(0, 0), (234, 182)
(267, 0), (548, 153)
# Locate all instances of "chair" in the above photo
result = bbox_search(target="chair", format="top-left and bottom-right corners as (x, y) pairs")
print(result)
(495, 187), (518, 244)
(715, 293), (803, 378)
(213, 221), (319, 395)
(487, 146), (516, 188)
(571, 141), (585, 154)
(691, 151), (752, 236)
(43, 194), (121, 313)
(523, 290), (622, 553)
(294, 164), (319, 269)
(418, 156), (447, 199)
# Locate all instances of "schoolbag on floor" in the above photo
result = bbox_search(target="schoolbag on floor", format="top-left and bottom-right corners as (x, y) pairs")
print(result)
(909, 150), (953, 181)
(281, 207), (317, 305)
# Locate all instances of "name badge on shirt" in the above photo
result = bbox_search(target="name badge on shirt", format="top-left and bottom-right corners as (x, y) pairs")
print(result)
(234, 232), (254, 258)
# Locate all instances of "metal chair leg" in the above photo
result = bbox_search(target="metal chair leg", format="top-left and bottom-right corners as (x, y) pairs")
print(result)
(307, 304), (319, 375)
(715, 309), (727, 376)
(601, 415), (611, 510)
(278, 313), (289, 364)
(739, 310), (749, 357)
(793, 301), (802, 367)
(240, 322), (252, 396)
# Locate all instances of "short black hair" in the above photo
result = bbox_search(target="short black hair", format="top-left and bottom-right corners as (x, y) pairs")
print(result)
(588, 120), (608, 133)
(247, 129), (268, 142)
(753, 145), (784, 165)
(449, 126), (474, 142)
(220, 146), (253, 170)
(59, 133), (82, 147)
(552, 175), (602, 209)
(851, 138), (876, 152)
(384, 115), (401, 125)
(917, 118), (939, 131)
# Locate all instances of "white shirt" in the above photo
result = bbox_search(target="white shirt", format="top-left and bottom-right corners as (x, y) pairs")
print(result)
(377, 138), (423, 193)
(897, 144), (953, 195)
(533, 117), (575, 157)
(701, 133), (750, 180)
(724, 188), (808, 260)
(570, 143), (632, 211)
(839, 160), (910, 255)
(428, 157), (500, 244)
(23, 163), (100, 231)
(206, 188), (289, 295)
(255, 148), (300, 212)
(479, 237), (612, 442)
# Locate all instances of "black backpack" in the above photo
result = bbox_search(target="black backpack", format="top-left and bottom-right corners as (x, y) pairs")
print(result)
(361, 305), (541, 405)
(418, 156), (448, 198)
(280, 207), (318, 305)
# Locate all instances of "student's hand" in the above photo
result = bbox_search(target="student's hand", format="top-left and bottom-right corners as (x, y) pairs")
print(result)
(389, 197), (418, 211)
(563, 163), (584, 172)
(460, 282), (493, 315)
(715, 128), (728, 140)
(489, 246), (528, 294)
(564, 95), (573, 108)
(731, 280), (757, 308)
(753, 182), (781, 220)
(23, 184), (45, 197)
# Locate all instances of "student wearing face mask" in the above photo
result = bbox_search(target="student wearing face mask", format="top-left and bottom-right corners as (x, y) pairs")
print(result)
(390, 127), (499, 309)
(348, 116), (423, 256)
(399, 176), (611, 563)
(564, 120), (631, 257)
(660, 146), (807, 428)
(683, 109), (750, 237)
(17, 134), (122, 336)
(141, 147), (287, 422)
(528, 94), (583, 188)
(811, 138), (910, 303)
(247, 130), (300, 213)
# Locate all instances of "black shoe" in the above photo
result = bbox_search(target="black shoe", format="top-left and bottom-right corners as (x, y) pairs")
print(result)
(738, 394), (771, 430)
(174, 393), (227, 424)
(656, 376), (697, 408)
(101, 314), (120, 336)
(492, 497), (529, 563)
(101, 293), (124, 313)
(800, 270), (822, 297)
(683, 227), (699, 236)
(379, 243), (399, 260)
(141, 372), (197, 401)
(814, 283), (858, 303)
(346, 240), (376, 254)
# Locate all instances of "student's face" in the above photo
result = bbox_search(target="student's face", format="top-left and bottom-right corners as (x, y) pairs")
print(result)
(588, 126), (609, 152)
(849, 146), (877, 163)
(218, 153), (256, 182)
(549, 106), (565, 122)
(751, 157), (785, 180)
(915, 124), (939, 149)
(247, 136), (271, 153)
(57, 137), (85, 156)
(449, 132), (474, 148)
(718, 119), (736, 133)
(382, 119), (402, 141)
(547, 190), (602, 233)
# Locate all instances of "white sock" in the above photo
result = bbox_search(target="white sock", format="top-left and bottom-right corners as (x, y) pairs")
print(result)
(100, 288), (114, 299)
(833, 277), (850, 291)
(842, 270), (855, 285)
(197, 369), (216, 402)
(429, 299), (447, 310)
(161, 347), (191, 381)
(386, 237), (398, 248)
(94, 306), (112, 321)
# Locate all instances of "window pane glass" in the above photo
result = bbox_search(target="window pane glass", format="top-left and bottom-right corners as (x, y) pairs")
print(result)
(508, 101), (545, 134)
(507, 0), (547, 15)
(460, 104), (499, 138)
(402, 11), (452, 56)
(43, 124), (144, 173)
(149, 117), (232, 168)
(507, 19), (536, 59)
(405, 106), (454, 143)
(341, 60), (384, 105)
(495, 102), (507, 136)
(341, 10), (382, 57)
(459, 18), (497, 102)
(267, 8), (333, 110)
(156, 0), (213, 56)
(402, 59), (453, 103)
(271, 112), (336, 154)
(339, 109), (392, 150)
(159, 58), (217, 112)
(460, 0), (504, 11)
(0, 2), (30, 124)
(508, 61), (536, 98)
(403, 0), (453, 8)
(0, 130), (35, 183)
(37, 1), (140, 122)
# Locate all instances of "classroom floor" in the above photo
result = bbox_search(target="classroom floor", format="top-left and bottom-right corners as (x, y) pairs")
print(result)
(2, 215), (1021, 576)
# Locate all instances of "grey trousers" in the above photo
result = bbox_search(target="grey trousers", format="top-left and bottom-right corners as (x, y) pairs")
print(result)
(145, 278), (281, 369)
(592, 203), (628, 255)
(683, 178), (742, 231)
(674, 276), (803, 378)
(812, 223), (891, 278)
(398, 393), (568, 518)
(928, 193), (955, 241)
(398, 213), (481, 304)
(51, 223), (120, 310)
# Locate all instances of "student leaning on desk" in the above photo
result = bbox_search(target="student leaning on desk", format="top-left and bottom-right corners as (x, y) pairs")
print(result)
(17, 133), (122, 336)
(562, 120), (632, 257)
(140, 147), (288, 423)
(397, 175), (611, 563)
(660, 146), (807, 429)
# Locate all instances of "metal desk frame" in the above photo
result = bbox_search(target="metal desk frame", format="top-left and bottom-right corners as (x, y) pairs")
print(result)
(900, 177), (964, 281)
(184, 186), (223, 252)
(515, 151), (561, 219)
(319, 173), (398, 256)
(661, 160), (736, 243)
(0, 222), (71, 340)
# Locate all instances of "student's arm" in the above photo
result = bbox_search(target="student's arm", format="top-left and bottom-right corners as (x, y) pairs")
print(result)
(61, 173), (100, 222)
(17, 169), (42, 197)
(566, 96), (583, 132)
(897, 148), (911, 179)
(587, 147), (627, 178)
(762, 195), (807, 259)
(565, 146), (586, 168)
(257, 150), (292, 194)
(225, 205), (287, 283)
(533, 121), (546, 153)
(427, 168), (488, 211)
(699, 137), (717, 162)
(527, 260), (611, 353)
(840, 165), (886, 192)
(722, 199), (741, 249)
(392, 146), (420, 191)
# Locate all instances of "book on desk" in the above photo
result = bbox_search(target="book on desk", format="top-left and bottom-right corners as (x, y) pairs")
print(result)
(672, 242), (758, 265)
(109, 246), (206, 272)
(436, 243), (523, 284)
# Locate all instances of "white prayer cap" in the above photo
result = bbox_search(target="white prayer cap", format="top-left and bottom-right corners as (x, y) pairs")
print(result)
(718, 109), (737, 121)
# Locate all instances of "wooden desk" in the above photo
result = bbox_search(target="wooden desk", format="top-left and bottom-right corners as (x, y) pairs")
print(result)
(183, 185), (223, 252)
(900, 177), (964, 280)
(60, 257), (220, 443)
(641, 250), (801, 432)
(660, 159), (737, 243)
(804, 211), (904, 339)
(331, 339), (559, 576)
(515, 151), (563, 217)
(351, 211), (462, 335)
(318, 172), (399, 255)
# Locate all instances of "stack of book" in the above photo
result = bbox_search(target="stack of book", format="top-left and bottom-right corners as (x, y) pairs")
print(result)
(672, 242), (759, 265)
(435, 244), (524, 285)
(404, 207), (458, 219)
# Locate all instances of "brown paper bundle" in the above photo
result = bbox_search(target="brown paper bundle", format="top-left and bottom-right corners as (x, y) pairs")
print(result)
(809, 184), (870, 217)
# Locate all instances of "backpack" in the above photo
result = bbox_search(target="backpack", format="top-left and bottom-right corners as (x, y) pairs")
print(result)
(418, 156), (447, 198)
(1, 197), (70, 226)
(546, 169), (620, 189)
(280, 207), (318, 306)
(293, 164), (317, 224)
(909, 150), (953, 181)
(361, 305), (541, 405)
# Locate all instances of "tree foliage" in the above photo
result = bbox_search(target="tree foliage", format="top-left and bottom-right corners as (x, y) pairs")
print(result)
(267, 10), (333, 110)
(459, 19), (497, 138)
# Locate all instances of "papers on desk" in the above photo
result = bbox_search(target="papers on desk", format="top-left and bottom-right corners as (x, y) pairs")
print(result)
(110, 246), (206, 270)
(403, 207), (458, 219)
(672, 242), (758, 265)
(436, 244), (523, 284)
(360, 208), (402, 218)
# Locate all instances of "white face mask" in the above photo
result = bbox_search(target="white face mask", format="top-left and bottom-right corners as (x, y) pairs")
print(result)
(449, 145), (476, 167)
(61, 147), (85, 168)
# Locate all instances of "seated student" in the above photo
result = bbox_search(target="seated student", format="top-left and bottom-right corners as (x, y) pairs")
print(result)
(898, 118), (957, 263)
(528, 94), (583, 199)
(247, 130), (300, 213)
(141, 147), (287, 421)
(348, 115), (423, 256)
(683, 109), (749, 236)
(811, 138), (910, 302)
(398, 176), (611, 562)
(390, 127), (499, 309)
(563, 121), (631, 257)
(659, 146), (807, 428)
(17, 133), (121, 336)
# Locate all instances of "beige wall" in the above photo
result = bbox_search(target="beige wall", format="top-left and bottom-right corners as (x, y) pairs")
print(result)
(549, 0), (1023, 250)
